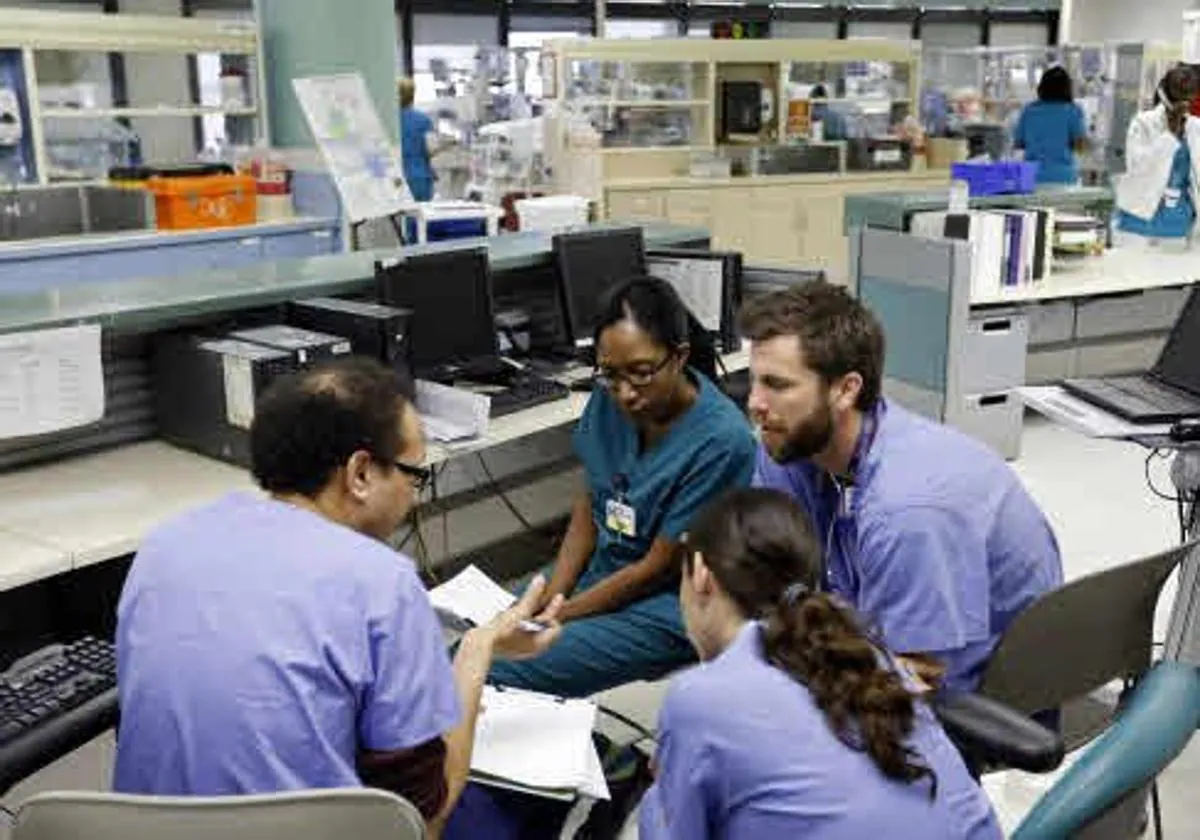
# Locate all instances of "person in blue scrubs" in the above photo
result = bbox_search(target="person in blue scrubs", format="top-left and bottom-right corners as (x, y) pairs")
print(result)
(1116, 68), (1199, 242)
(1013, 66), (1087, 185)
(743, 283), (1063, 694)
(488, 277), (757, 699)
(113, 358), (563, 837)
(399, 77), (437, 202)
(640, 488), (1003, 840)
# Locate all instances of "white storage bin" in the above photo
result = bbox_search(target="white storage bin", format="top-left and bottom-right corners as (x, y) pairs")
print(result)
(949, 391), (1024, 461)
(961, 310), (1028, 394)
(516, 195), (590, 233)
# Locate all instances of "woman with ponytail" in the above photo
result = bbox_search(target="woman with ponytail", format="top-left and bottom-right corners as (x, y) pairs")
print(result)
(639, 487), (1002, 840)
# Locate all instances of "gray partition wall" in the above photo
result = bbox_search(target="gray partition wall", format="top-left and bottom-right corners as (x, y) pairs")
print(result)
(849, 226), (971, 425)
(848, 226), (1028, 460)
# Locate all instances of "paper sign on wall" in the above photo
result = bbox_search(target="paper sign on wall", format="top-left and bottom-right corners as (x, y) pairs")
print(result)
(292, 73), (413, 224)
(0, 324), (105, 439)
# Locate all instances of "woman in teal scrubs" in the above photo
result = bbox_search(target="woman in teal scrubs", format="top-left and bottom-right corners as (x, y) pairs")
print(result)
(488, 277), (757, 698)
(398, 78), (436, 202)
(1013, 66), (1087, 185)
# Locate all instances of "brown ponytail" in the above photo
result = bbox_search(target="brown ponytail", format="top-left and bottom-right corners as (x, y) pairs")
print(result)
(686, 488), (937, 794)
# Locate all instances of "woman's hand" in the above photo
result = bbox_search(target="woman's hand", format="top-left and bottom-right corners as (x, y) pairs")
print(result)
(481, 575), (565, 661)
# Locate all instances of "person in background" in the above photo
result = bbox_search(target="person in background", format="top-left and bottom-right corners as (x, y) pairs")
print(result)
(809, 84), (848, 141)
(1116, 66), (1200, 246)
(487, 277), (757, 699)
(1012, 66), (1088, 185)
(640, 488), (1003, 840)
(113, 357), (562, 839)
(398, 77), (440, 202)
(744, 283), (1062, 694)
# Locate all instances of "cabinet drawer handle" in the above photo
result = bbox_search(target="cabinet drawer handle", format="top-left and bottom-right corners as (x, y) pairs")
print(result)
(980, 319), (1012, 333)
(978, 394), (1010, 407)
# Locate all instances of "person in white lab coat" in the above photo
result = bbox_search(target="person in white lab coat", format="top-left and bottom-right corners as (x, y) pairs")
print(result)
(1116, 67), (1200, 245)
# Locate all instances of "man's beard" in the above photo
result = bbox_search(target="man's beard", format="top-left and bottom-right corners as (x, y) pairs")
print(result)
(770, 402), (835, 464)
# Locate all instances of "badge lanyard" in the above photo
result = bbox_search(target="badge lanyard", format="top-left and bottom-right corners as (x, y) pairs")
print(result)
(821, 406), (881, 595)
(605, 472), (637, 541)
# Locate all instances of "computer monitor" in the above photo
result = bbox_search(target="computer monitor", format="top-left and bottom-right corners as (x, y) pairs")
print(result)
(646, 248), (744, 353)
(375, 247), (498, 374)
(1155, 284), (1200, 396)
(553, 227), (646, 348)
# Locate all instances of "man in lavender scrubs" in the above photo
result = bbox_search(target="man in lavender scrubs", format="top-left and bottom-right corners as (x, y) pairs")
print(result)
(740, 283), (1063, 693)
(114, 357), (561, 836)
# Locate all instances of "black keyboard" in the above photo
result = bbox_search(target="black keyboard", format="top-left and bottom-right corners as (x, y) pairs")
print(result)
(0, 637), (116, 749)
(490, 373), (571, 418)
(1065, 376), (1200, 422)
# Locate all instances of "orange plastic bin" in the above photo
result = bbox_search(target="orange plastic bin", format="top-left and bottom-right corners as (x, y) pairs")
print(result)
(147, 174), (257, 231)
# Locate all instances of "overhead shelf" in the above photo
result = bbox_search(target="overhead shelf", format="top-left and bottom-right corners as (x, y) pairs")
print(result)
(41, 106), (259, 119)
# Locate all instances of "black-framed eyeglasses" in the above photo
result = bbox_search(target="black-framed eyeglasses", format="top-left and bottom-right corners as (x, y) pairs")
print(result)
(594, 353), (675, 390)
(394, 460), (432, 490)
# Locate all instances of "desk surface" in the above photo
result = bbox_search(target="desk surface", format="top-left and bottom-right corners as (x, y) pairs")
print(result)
(0, 350), (750, 592)
(972, 247), (1200, 306)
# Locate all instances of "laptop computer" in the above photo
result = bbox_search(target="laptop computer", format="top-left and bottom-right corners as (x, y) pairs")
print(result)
(1062, 284), (1200, 423)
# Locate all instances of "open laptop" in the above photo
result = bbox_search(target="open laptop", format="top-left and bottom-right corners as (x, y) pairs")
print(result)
(1062, 285), (1200, 423)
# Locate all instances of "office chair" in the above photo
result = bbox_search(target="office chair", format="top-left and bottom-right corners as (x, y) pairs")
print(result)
(934, 541), (1198, 839)
(10, 787), (425, 840)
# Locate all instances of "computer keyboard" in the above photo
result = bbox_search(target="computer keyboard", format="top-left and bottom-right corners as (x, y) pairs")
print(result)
(0, 637), (117, 749)
(1074, 377), (1200, 416)
(490, 373), (571, 418)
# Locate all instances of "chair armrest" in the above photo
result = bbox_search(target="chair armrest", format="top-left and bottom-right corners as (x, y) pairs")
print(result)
(933, 692), (1065, 775)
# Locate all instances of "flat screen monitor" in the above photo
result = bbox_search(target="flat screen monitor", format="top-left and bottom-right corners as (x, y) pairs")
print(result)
(376, 247), (497, 373)
(1155, 284), (1200, 396)
(646, 248), (744, 352)
(553, 227), (646, 347)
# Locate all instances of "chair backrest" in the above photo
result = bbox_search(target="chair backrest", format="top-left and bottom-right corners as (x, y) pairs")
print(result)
(12, 788), (425, 840)
(979, 542), (1196, 715)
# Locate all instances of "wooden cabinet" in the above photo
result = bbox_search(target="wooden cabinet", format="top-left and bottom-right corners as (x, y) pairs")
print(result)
(606, 174), (947, 282)
(606, 191), (666, 224)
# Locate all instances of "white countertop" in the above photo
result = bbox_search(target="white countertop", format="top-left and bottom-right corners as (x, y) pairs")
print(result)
(606, 170), (946, 192)
(972, 246), (1200, 306)
(0, 350), (751, 592)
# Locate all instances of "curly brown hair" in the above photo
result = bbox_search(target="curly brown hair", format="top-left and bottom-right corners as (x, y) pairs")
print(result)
(685, 487), (937, 794)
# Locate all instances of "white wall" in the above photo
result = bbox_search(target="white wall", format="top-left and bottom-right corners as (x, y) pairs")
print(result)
(1066, 0), (1195, 45)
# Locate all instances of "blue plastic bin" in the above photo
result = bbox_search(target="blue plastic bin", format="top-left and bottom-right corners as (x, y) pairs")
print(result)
(403, 216), (488, 244)
(950, 161), (1040, 197)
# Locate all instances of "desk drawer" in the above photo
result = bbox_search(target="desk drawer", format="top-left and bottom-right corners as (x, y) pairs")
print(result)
(606, 191), (665, 223)
(961, 311), (1028, 393)
(1074, 287), (1190, 340)
(1025, 301), (1076, 346)
(948, 391), (1023, 462)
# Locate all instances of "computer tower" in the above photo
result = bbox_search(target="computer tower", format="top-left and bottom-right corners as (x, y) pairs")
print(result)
(154, 335), (296, 467)
(286, 297), (415, 399)
(228, 324), (352, 368)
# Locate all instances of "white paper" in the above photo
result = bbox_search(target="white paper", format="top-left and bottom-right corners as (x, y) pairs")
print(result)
(292, 73), (413, 223)
(577, 740), (611, 801)
(428, 565), (516, 628)
(647, 257), (724, 331)
(0, 324), (104, 439)
(222, 354), (255, 430)
(472, 685), (597, 795)
(416, 379), (490, 442)
(1017, 386), (1173, 439)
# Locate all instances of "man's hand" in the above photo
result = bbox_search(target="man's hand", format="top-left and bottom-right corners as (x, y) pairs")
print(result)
(482, 575), (565, 661)
(898, 654), (946, 694)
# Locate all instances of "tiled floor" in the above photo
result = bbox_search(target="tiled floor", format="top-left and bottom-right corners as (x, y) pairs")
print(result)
(2, 414), (1198, 839)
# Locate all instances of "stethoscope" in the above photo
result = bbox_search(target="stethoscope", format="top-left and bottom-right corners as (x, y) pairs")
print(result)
(819, 408), (880, 596)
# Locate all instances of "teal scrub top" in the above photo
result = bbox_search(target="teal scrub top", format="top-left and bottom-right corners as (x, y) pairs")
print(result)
(572, 373), (757, 628)
(1013, 100), (1086, 184)
(400, 107), (435, 200)
(1117, 142), (1196, 239)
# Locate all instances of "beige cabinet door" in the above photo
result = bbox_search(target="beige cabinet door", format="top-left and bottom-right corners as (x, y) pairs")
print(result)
(710, 187), (757, 254)
(664, 189), (714, 228)
(605, 190), (666, 224)
(747, 186), (805, 266)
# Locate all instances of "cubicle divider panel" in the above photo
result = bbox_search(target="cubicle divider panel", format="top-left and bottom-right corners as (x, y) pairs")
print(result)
(851, 227), (971, 425)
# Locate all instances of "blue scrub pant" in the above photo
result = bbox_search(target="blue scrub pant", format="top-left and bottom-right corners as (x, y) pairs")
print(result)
(488, 604), (696, 699)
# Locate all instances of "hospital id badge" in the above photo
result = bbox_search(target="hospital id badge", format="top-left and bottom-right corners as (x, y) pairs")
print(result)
(605, 498), (637, 538)
(1165, 187), (1182, 209)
